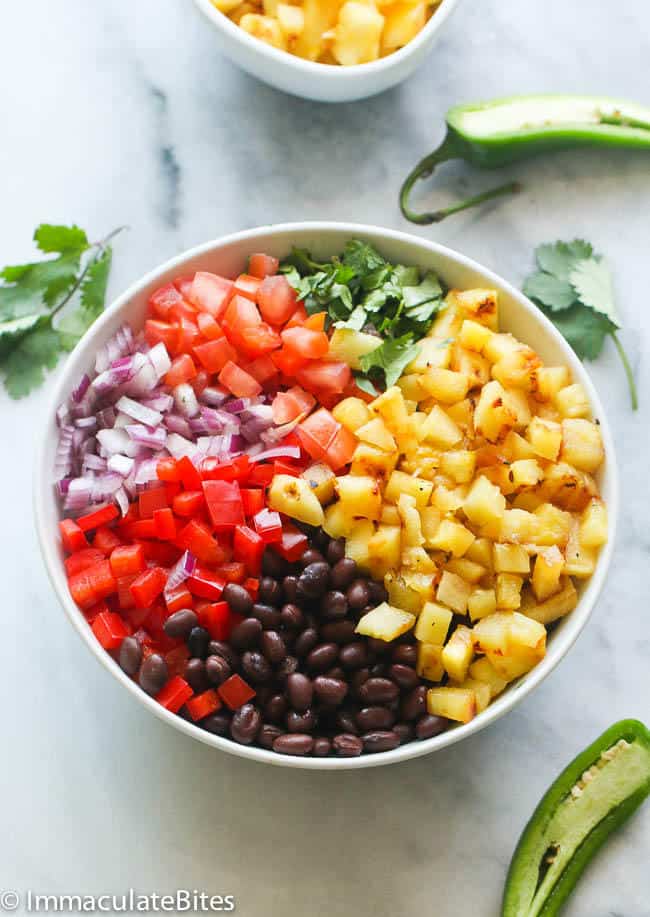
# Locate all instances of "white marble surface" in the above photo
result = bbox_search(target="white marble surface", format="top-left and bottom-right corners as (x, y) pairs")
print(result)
(1, 0), (649, 914)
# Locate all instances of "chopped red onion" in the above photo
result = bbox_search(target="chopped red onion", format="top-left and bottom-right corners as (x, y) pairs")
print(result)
(134, 459), (161, 486)
(164, 413), (193, 438)
(251, 444), (301, 463)
(148, 342), (172, 379)
(97, 407), (116, 429)
(71, 373), (91, 404)
(126, 423), (167, 450)
(142, 392), (174, 413)
(82, 454), (107, 473)
(166, 433), (196, 458)
(95, 324), (135, 373)
(115, 486), (130, 517)
(116, 395), (163, 427)
(173, 383), (200, 418)
(164, 550), (197, 599)
(97, 427), (131, 456)
(57, 478), (72, 497)
(108, 454), (134, 476)
(64, 477), (95, 512)
(56, 403), (71, 428)
(75, 416), (98, 433)
(200, 386), (229, 406)
(224, 397), (254, 414)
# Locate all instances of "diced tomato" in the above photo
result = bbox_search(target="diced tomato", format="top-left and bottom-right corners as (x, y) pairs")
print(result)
(197, 601), (232, 640)
(144, 319), (180, 355)
(65, 548), (105, 577)
(248, 253), (279, 279)
(186, 688), (222, 721)
(296, 407), (339, 461)
(177, 519), (225, 565)
(196, 312), (224, 341)
(239, 323), (282, 358)
(187, 568), (226, 601)
(247, 464), (275, 486)
(304, 311), (327, 331)
(272, 392), (302, 425)
(202, 479), (245, 531)
(240, 488), (264, 517)
(325, 425), (357, 471)
(200, 455), (250, 483)
(281, 326), (329, 359)
(216, 562), (246, 584)
(168, 299), (198, 324)
(76, 504), (119, 533)
(193, 337), (237, 373)
(284, 304), (309, 328)
(224, 294), (262, 335)
(165, 583), (193, 614)
(233, 525), (264, 576)
(91, 612), (129, 650)
(174, 275), (195, 299)
(272, 524), (308, 563)
(153, 507), (177, 540)
(138, 485), (168, 519)
(253, 508), (283, 544)
(157, 457), (180, 483)
(243, 355), (278, 385)
(188, 272), (234, 318)
(296, 360), (351, 395)
(109, 543), (146, 578)
(174, 317), (200, 353)
(271, 347), (308, 378)
(243, 577), (259, 602)
(176, 456), (203, 492)
(156, 676), (193, 713)
(92, 525), (122, 555)
(69, 560), (117, 609)
(218, 674), (256, 710)
(287, 385), (316, 414)
(148, 283), (185, 320)
(218, 361), (262, 398)
(191, 369), (210, 396)
(130, 567), (167, 608)
(164, 644), (190, 678)
(173, 490), (205, 517)
(257, 275), (297, 325)
(233, 273), (262, 301)
(164, 354), (197, 387)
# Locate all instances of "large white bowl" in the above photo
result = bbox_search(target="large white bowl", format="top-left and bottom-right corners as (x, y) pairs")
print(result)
(34, 222), (618, 770)
(192, 0), (461, 102)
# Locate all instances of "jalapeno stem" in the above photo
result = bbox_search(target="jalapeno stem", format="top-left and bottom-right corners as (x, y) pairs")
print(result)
(399, 134), (521, 224)
(610, 331), (638, 410)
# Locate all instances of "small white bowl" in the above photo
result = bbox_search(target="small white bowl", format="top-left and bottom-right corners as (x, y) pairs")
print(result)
(34, 222), (618, 770)
(192, 0), (461, 102)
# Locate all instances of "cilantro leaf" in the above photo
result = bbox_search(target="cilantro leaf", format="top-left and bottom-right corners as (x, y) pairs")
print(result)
(353, 373), (380, 397)
(570, 257), (620, 326)
(546, 304), (614, 361)
(34, 224), (89, 255)
(523, 272), (576, 311)
(535, 240), (593, 282)
(1, 319), (62, 398)
(360, 335), (420, 388)
(342, 240), (386, 276)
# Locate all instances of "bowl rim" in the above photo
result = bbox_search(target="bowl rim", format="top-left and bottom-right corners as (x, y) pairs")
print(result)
(192, 0), (461, 78)
(34, 221), (619, 770)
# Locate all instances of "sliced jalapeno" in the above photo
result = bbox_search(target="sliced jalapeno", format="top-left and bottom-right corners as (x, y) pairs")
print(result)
(502, 719), (650, 917)
(400, 94), (650, 224)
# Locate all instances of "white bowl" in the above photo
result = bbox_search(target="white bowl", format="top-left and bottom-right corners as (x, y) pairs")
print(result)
(192, 0), (461, 102)
(34, 222), (618, 770)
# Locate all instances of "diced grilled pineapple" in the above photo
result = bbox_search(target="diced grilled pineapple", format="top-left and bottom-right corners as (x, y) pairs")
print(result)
(555, 383), (590, 418)
(429, 519), (475, 557)
(444, 557), (486, 583)
(563, 519), (597, 578)
(531, 546), (564, 600)
(335, 474), (382, 520)
(441, 625), (474, 681)
(467, 587), (497, 621)
(367, 524), (402, 578)
(416, 643), (445, 682)
(526, 416), (562, 460)
(332, 396), (371, 432)
(560, 418), (604, 473)
(420, 367), (469, 404)
(459, 319), (492, 352)
(463, 475), (506, 526)
(451, 346), (491, 389)
(474, 380), (517, 442)
(493, 543), (530, 574)
(397, 493), (424, 547)
(579, 499), (608, 547)
(323, 501), (352, 539)
(414, 602), (452, 644)
(344, 519), (375, 570)
(350, 442), (398, 480)
(524, 578), (578, 625)
(405, 336), (452, 373)
(301, 462), (336, 504)
(331, 1), (385, 65)
(385, 470), (432, 506)
(268, 474), (324, 526)
(453, 678), (491, 713)
(509, 458), (544, 488)
(381, 0), (426, 51)
(440, 450), (476, 484)
(420, 405), (463, 449)
(385, 572), (426, 614)
(355, 603), (415, 641)
(437, 570), (472, 613)
(427, 686), (476, 723)
(239, 13), (287, 47)
(276, 2), (305, 39)
(496, 573), (523, 609)
(452, 288), (499, 330)
(468, 656), (508, 698)
(533, 366), (570, 401)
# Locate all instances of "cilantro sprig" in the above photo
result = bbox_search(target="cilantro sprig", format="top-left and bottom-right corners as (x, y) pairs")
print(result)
(281, 239), (445, 392)
(523, 240), (637, 409)
(0, 224), (124, 398)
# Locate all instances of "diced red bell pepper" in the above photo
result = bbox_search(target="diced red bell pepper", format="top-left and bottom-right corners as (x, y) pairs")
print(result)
(92, 525), (122, 555)
(233, 273), (262, 301)
(248, 253), (279, 279)
(165, 583), (193, 614)
(233, 525), (264, 576)
(257, 275), (297, 325)
(218, 674), (256, 710)
(163, 645), (190, 679)
(216, 562), (246, 584)
(109, 543), (146, 577)
(126, 518), (158, 540)
(165, 353), (197, 387)
(139, 540), (182, 566)
(116, 573), (138, 609)
(59, 519), (88, 554)
(241, 488), (265, 518)
(177, 519), (225, 565)
(273, 460), (302, 477)
(202, 480), (245, 531)
(91, 612), (129, 650)
(138, 485), (168, 519)
(176, 456), (203, 492)
(156, 676), (193, 713)
(193, 337), (237, 373)
(253, 508), (283, 544)
(75, 503), (119, 533)
(69, 560), (117, 609)
(272, 524), (308, 563)
(186, 689), (222, 721)
(188, 272), (234, 318)
(304, 311), (327, 331)
(200, 455), (250, 483)
(83, 599), (109, 625)
(172, 490), (205, 517)
(125, 603), (153, 630)
(243, 577), (259, 602)
(218, 361), (262, 398)
(187, 568), (226, 601)
(157, 457), (180, 483)
(191, 369), (211, 396)
(197, 601), (232, 640)
(130, 567), (167, 608)
(153, 507), (177, 540)
(65, 548), (106, 577)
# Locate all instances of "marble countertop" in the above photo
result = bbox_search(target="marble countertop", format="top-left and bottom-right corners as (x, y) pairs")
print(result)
(1, 0), (649, 914)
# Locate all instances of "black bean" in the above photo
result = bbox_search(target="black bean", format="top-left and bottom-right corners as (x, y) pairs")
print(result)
(222, 583), (253, 616)
(367, 580), (388, 605)
(282, 575), (299, 603)
(320, 620), (356, 644)
(119, 636), (142, 676)
(287, 709), (316, 733)
(356, 706), (396, 731)
(297, 562), (330, 599)
(320, 591), (348, 620)
(294, 628), (318, 657)
(389, 664), (419, 690)
(231, 704), (261, 744)
(286, 672), (313, 711)
(187, 626), (210, 659)
(415, 714), (448, 740)
(251, 603), (281, 629)
(401, 685), (427, 721)
(273, 734), (314, 756)
(275, 655), (299, 683)
(201, 711), (231, 736)
(347, 579), (370, 610)
(163, 609), (198, 640)
(259, 724), (284, 750)
(393, 722), (415, 744)
(369, 662), (389, 678)
(311, 528), (330, 551)
(242, 651), (273, 683)
(339, 642), (368, 670)
(336, 710), (360, 735)
(260, 631), (286, 664)
(264, 694), (288, 724)
(262, 551), (288, 578)
(327, 538), (346, 565)
(333, 734), (363, 757)
(313, 737), (332, 757)
(184, 658), (210, 694)
(325, 666), (346, 680)
(139, 654), (168, 696)
(392, 644), (418, 667)
(279, 603), (303, 631)
(306, 643), (338, 673)
(367, 637), (391, 655)
(362, 730), (401, 753)
(299, 548), (326, 568)
(329, 558), (357, 590)
(313, 676), (348, 706)
(258, 577), (282, 606)
(350, 667), (371, 698)
(207, 641), (239, 669)
(205, 654), (231, 686)
(230, 617), (263, 650)
(358, 677), (399, 705)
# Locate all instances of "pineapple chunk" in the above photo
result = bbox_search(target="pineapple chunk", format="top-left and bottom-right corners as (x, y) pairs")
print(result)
(499, 508), (540, 544)
(463, 475), (506, 526)
(414, 602), (453, 644)
(540, 462), (598, 512)
(474, 380), (517, 442)
(451, 346), (491, 388)
(385, 470), (432, 507)
(485, 648), (539, 681)
(332, 396), (371, 432)
(531, 546), (564, 601)
(465, 537), (494, 570)
(555, 383), (590, 418)
(445, 557), (486, 583)
(420, 405), (463, 448)
(533, 503), (572, 547)
(437, 570), (472, 613)
(328, 328), (381, 369)
(440, 450), (476, 484)
(467, 587), (497, 622)
(381, 0), (426, 50)
(385, 573), (425, 614)
(441, 625), (474, 682)
(468, 656), (508, 698)
(454, 678), (491, 713)
(276, 3), (305, 38)
(432, 483), (467, 514)
(526, 416), (562, 460)
(492, 543), (530, 574)
(491, 347), (541, 391)
(564, 520), (597, 578)
(301, 462), (335, 504)
(401, 571), (435, 607)
(367, 524), (402, 578)
(370, 386), (410, 434)
(397, 493), (424, 547)
(397, 374), (426, 402)
(416, 643), (445, 682)
(356, 417), (397, 452)
(419, 367), (469, 404)
(331, 1), (385, 65)
(405, 336), (452, 373)
(345, 520), (375, 570)
(420, 506), (442, 547)
(268, 474), (324, 526)
(452, 288), (499, 330)
(211, 0), (242, 12)
(430, 300), (464, 338)
(483, 332), (521, 364)
(429, 519), (475, 557)
(351, 443), (398, 480)
(401, 546), (436, 573)
(533, 366), (570, 401)
(525, 579), (578, 625)
(459, 319), (492, 353)
(446, 398), (474, 431)
(322, 501), (352, 539)
(579, 499), (608, 547)
(496, 573), (523, 609)
(380, 504), (401, 525)
(427, 686), (476, 723)
(509, 612), (546, 655)
(239, 13), (287, 48)
(509, 458), (544, 488)
(560, 419), (604, 473)
(503, 431), (537, 461)
(472, 612), (514, 653)
(355, 603), (415, 641)
(335, 474), (382, 520)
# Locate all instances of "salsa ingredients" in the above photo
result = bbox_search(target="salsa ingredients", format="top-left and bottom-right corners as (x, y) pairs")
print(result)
(282, 240), (445, 392)
(523, 239), (637, 409)
(400, 94), (650, 225)
(210, 0), (441, 66)
(0, 224), (123, 398)
(502, 719), (650, 917)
